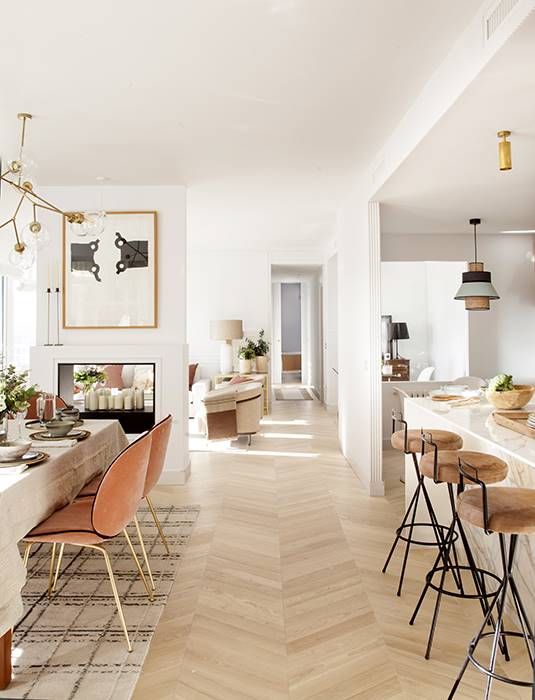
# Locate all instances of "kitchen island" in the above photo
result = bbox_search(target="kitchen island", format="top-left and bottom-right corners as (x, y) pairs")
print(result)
(403, 396), (535, 618)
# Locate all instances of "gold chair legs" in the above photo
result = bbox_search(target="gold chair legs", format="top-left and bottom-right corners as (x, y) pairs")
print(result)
(146, 495), (170, 555)
(51, 544), (65, 594)
(134, 515), (155, 591)
(85, 543), (133, 652)
(22, 543), (32, 567)
(123, 529), (154, 601)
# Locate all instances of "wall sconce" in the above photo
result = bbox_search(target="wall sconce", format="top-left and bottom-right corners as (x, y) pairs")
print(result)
(497, 130), (512, 171)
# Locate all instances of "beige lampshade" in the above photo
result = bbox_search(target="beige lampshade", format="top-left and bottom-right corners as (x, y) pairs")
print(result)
(210, 319), (243, 341)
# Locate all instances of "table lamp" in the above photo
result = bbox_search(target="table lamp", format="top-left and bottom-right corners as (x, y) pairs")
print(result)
(210, 320), (243, 373)
(389, 322), (409, 359)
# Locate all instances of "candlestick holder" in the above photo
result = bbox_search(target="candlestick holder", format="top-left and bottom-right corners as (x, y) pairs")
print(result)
(54, 287), (63, 346)
(44, 288), (52, 346)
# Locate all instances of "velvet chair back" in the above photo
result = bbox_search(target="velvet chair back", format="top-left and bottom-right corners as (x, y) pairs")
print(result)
(92, 432), (152, 537)
(144, 415), (172, 496)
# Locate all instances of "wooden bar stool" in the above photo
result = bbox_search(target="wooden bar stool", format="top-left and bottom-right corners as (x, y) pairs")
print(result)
(448, 460), (535, 699)
(382, 410), (463, 596)
(410, 435), (508, 659)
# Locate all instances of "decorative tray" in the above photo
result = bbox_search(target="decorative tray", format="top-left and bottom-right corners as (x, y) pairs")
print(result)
(492, 411), (535, 439)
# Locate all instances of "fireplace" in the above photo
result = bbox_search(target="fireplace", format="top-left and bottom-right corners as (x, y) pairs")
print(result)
(58, 362), (156, 433)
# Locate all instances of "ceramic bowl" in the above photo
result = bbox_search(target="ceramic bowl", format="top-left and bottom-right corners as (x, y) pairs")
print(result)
(486, 384), (535, 410)
(44, 419), (76, 437)
(0, 440), (31, 462)
(58, 407), (80, 421)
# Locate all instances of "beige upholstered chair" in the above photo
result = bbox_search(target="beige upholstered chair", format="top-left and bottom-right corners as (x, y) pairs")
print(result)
(201, 382), (263, 442)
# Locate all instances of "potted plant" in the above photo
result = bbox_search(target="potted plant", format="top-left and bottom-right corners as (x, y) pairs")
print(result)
(253, 329), (270, 373)
(0, 365), (39, 440)
(238, 341), (256, 374)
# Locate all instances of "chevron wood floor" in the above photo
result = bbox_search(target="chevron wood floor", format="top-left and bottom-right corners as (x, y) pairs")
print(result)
(133, 395), (530, 699)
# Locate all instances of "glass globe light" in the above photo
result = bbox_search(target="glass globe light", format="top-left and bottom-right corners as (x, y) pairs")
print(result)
(81, 210), (106, 237)
(7, 156), (36, 182)
(22, 220), (50, 250)
(9, 244), (35, 271)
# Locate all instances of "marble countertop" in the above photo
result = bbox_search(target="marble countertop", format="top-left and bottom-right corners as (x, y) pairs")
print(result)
(404, 397), (535, 468)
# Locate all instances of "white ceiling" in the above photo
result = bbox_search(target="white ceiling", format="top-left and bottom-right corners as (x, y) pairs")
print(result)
(379, 10), (535, 236)
(0, 0), (481, 190)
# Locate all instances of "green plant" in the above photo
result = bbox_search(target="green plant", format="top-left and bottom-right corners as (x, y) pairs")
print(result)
(0, 365), (39, 414)
(238, 340), (256, 361)
(74, 366), (108, 392)
(254, 329), (270, 356)
(488, 374), (514, 392)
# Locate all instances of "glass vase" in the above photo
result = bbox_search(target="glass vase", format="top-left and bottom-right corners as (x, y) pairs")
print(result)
(15, 410), (27, 440)
(0, 415), (7, 444)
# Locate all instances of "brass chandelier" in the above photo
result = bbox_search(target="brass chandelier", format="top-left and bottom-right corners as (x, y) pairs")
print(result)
(0, 113), (105, 270)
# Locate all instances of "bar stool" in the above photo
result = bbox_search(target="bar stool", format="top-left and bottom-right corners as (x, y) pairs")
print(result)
(382, 410), (463, 596)
(409, 436), (508, 659)
(449, 460), (535, 699)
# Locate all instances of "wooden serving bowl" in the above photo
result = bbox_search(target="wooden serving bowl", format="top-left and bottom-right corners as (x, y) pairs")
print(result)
(486, 384), (535, 410)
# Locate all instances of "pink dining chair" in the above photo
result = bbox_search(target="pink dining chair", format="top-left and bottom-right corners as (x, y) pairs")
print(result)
(22, 431), (153, 652)
(75, 415), (173, 592)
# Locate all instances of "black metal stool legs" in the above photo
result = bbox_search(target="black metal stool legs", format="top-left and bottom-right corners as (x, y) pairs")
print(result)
(382, 452), (453, 596)
(448, 534), (534, 699)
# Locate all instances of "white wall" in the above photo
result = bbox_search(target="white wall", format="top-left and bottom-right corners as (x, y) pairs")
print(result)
(188, 249), (271, 378)
(31, 185), (189, 483)
(382, 233), (535, 382)
(381, 261), (468, 380)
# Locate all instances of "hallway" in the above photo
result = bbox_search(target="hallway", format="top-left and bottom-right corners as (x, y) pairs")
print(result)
(135, 398), (526, 699)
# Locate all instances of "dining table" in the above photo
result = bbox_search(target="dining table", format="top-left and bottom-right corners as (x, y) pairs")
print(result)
(0, 418), (128, 689)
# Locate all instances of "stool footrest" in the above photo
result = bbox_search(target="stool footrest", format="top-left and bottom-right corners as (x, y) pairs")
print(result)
(468, 630), (534, 688)
(426, 565), (501, 600)
(395, 522), (458, 547)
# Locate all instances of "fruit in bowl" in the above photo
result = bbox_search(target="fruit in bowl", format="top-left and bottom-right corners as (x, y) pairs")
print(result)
(486, 374), (535, 410)
(0, 440), (32, 462)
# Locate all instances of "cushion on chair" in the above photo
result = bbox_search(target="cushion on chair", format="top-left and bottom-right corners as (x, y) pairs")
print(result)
(391, 429), (463, 453)
(24, 498), (105, 545)
(457, 487), (535, 534)
(419, 450), (508, 485)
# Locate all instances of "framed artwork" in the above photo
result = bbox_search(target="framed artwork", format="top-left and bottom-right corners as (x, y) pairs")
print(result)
(63, 211), (158, 329)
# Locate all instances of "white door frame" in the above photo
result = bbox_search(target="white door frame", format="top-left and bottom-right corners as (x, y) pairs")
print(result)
(271, 281), (282, 384)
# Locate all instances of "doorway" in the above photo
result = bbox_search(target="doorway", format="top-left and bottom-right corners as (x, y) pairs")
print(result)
(270, 264), (323, 397)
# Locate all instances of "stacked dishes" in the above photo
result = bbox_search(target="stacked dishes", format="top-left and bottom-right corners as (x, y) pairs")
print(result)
(528, 414), (535, 430)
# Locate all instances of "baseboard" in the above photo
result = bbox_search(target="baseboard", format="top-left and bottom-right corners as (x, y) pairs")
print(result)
(345, 457), (385, 497)
(159, 461), (191, 485)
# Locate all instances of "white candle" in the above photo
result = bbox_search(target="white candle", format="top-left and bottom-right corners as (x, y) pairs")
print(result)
(114, 394), (123, 410)
(135, 389), (144, 410)
(98, 395), (107, 410)
(89, 390), (98, 411)
(124, 394), (133, 410)
(108, 395), (115, 410)
(84, 392), (90, 410)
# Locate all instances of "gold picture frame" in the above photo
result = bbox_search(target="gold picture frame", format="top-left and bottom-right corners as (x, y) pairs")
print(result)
(62, 210), (158, 329)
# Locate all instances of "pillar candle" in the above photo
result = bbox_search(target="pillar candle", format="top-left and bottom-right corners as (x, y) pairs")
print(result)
(98, 395), (107, 410)
(88, 390), (98, 411)
(114, 394), (124, 410)
(124, 394), (133, 410)
(84, 392), (90, 410)
(135, 389), (144, 410)
(108, 395), (115, 410)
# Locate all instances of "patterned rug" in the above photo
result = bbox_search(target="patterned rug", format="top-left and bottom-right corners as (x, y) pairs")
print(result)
(1, 505), (199, 700)
(274, 387), (313, 401)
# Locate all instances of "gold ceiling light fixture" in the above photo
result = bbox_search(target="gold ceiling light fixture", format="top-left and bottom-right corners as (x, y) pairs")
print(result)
(0, 113), (100, 270)
(497, 130), (512, 171)
(454, 218), (500, 311)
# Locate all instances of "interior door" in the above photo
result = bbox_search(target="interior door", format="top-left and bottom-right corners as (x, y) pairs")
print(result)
(271, 282), (282, 384)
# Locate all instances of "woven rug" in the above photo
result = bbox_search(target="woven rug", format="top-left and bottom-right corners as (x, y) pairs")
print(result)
(1, 505), (199, 700)
(274, 387), (313, 401)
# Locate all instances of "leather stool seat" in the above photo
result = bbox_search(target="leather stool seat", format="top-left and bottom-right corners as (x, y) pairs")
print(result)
(458, 487), (535, 534)
(391, 429), (462, 454)
(420, 450), (508, 485)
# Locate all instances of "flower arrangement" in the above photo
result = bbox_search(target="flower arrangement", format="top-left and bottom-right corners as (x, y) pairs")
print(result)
(0, 365), (39, 414)
(73, 366), (108, 393)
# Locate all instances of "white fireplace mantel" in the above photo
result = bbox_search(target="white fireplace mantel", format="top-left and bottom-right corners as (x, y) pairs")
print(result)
(29, 343), (190, 484)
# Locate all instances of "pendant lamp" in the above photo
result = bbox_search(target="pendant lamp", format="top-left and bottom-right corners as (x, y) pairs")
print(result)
(454, 218), (499, 311)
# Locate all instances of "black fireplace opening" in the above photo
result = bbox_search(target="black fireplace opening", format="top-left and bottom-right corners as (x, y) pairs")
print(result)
(58, 362), (156, 434)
